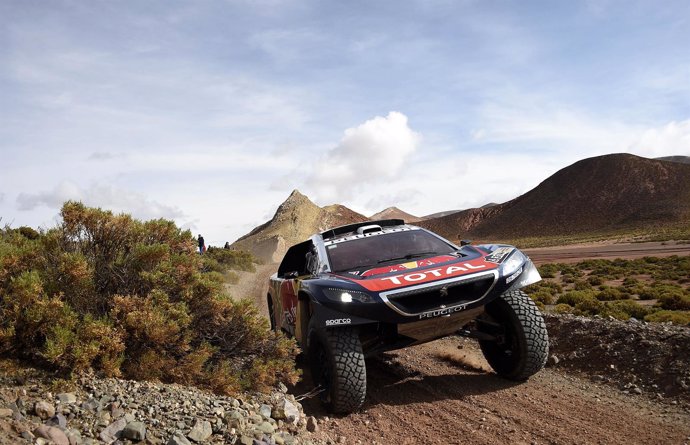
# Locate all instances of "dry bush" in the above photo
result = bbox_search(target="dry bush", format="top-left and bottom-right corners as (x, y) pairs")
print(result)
(0, 202), (299, 394)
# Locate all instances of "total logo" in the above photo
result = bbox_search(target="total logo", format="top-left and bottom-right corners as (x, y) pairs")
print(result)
(381, 263), (486, 285)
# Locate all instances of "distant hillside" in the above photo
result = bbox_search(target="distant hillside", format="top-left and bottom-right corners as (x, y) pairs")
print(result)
(421, 209), (462, 220)
(370, 206), (420, 222)
(656, 156), (690, 165)
(232, 190), (368, 262)
(418, 154), (690, 241)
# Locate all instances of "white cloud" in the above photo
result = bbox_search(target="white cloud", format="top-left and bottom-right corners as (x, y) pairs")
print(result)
(88, 152), (126, 161)
(305, 112), (421, 202)
(16, 181), (185, 221)
(628, 119), (690, 158)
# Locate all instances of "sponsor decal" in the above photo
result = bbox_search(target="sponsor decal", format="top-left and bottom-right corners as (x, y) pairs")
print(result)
(484, 247), (514, 264)
(419, 304), (468, 319)
(325, 318), (351, 326)
(380, 263), (487, 285)
(401, 261), (419, 269)
(353, 259), (497, 292)
(360, 255), (455, 278)
(283, 306), (297, 326)
(506, 267), (523, 284)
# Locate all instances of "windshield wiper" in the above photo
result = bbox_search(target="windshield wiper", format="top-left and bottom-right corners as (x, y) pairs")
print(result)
(377, 251), (437, 264)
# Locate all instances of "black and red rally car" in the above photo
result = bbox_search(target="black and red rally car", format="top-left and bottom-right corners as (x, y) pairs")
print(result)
(267, 219), (548, 413)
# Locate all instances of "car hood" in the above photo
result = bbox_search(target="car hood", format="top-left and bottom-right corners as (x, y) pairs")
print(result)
(332, 251), (501, 293)
(359, 254), (458, 277)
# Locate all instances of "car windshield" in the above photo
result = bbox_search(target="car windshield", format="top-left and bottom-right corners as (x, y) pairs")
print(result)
(326, 229), (457, 273)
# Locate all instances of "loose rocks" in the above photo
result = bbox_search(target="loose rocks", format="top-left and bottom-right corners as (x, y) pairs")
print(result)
(187, 419), (212, 442)
(34, 401), (55, 420)
(123, 421), (147, 441)
(99, 418), (127, 444)
(34, 425), (69, 445)
(0, 372), (312, 445)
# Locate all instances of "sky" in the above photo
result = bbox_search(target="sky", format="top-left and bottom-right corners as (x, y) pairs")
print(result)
(1, 0), (689, 246)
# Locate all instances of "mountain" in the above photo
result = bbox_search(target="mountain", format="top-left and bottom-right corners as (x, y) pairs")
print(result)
(369, 207), (420, 222)
(418, 153), (690, 241)
(656, 156), (690, 165)
(420, 209), (462, 220)
(232, 190), (368, 262)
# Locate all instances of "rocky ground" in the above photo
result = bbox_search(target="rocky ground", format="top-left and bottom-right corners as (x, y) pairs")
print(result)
(544, 313), (690, 402)
(0, 367), (325, 445)
(1, 312), (689, 445)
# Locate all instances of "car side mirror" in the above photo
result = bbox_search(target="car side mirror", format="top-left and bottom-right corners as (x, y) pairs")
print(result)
(460, 239), (472, 246)
(283, 271), (299, 279)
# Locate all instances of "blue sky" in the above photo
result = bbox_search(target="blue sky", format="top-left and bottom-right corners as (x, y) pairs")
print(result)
(1, 0), (689, 245)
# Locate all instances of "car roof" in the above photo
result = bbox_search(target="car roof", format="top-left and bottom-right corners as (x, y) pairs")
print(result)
(320, 219), (406, 241)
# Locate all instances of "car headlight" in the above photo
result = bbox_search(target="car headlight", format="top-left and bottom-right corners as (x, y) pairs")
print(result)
(322, 288), (373, 303)
(502, 250), (526, 276)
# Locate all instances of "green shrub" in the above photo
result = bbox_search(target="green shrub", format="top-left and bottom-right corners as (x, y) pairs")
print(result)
(622, 277), (640, 287)
(601, 300), (652, 320)
(205, 248), (257, 272)
(639, 283), (689, 306)
(595, 287), (626, 301)
(574, 297), (603, 316)
(587, 276), (603, 286)
(18, 226), (40, 240)
(573, 280), (593, 291)
(556, 290), (597, 306)
(559, 265), (583, 277)
(554, 303), (573, 314)
(529, 289), (554, 306)
(656, 293), (690, 311)
(0, 202), (299, 394)
(538, 264), (559, 278)
(644, 310), (690, 326)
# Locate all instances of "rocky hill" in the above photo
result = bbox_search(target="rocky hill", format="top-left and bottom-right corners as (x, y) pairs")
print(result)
(369, 206), (420, 222)
(656, 155), (690, 164)
(231, 190), (367, 263)
(418, 153), (690, 241)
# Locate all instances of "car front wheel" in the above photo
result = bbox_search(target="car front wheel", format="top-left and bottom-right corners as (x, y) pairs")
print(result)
(309, 327), (367, 413)
(478, 290), (549, 380)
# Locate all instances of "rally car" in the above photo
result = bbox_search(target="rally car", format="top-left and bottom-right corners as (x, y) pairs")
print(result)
(267, 219), (548, 413)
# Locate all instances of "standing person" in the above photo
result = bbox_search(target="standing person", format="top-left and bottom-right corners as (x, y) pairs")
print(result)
(198, 234), (205, 254)
(224, 242), (230, 249)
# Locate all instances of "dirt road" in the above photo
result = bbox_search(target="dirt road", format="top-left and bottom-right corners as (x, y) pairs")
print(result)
(298, 337), (690, 445)
(228, 244), (690, 445)
(524, 240), (690, 265)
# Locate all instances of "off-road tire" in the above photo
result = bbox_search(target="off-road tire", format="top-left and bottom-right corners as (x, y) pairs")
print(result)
(479, 290), (549, 380)
(309, 327), (366, 413)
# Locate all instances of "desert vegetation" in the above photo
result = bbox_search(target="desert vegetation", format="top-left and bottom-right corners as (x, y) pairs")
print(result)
(0, 202), (299, 394)
(525, 255), (690, 325)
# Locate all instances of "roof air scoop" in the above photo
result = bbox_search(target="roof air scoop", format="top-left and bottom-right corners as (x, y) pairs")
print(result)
(357, 224), (383, 235)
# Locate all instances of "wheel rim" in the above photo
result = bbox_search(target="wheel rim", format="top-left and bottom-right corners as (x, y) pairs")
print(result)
(479, 311), (520, 373)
